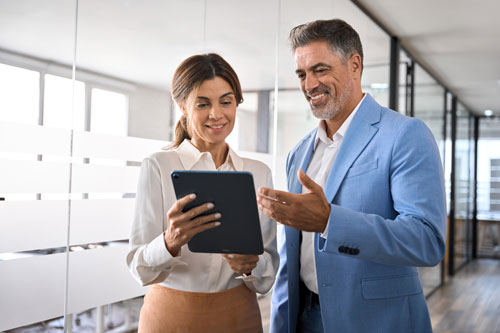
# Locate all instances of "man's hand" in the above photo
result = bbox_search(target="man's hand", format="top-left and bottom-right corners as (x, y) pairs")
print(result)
(257, 169), (330, 233)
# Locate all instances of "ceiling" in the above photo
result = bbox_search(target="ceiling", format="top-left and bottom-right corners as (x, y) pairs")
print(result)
(0, 0), (499, 116)
(356, 0), (500, 116)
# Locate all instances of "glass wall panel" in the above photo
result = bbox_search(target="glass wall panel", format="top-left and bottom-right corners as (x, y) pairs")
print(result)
(413, 64), (445, 294)
(477, 117), (500, 258)
(0, 1), (76, 331)
(69, 1), (205, 330)
(454, 103), (474, 270)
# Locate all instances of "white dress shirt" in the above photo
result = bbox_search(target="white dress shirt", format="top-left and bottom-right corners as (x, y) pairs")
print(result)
(300, 94), (366, 294)
(127, 140), (279, 294)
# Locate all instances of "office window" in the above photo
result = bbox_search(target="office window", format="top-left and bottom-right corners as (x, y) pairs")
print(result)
(44, 74), (85, 131)
(90, 88), (128, 137)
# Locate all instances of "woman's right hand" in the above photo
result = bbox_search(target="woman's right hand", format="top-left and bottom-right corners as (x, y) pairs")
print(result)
(164, 193), (221, 256)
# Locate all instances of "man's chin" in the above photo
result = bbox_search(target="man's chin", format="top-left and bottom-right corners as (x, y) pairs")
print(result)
(311, 107), (337, 120)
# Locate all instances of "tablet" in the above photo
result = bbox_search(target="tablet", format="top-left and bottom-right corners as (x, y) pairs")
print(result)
(170, 170), (264, 255)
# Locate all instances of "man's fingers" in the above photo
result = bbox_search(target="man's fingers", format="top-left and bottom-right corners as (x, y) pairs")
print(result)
(297, 169), (321, 193)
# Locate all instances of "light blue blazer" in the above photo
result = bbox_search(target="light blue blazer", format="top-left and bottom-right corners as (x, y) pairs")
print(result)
(270, 94), (446, 333)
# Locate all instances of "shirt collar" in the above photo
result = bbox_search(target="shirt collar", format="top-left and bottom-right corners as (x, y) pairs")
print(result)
(175, 140), (243, 171)
(314, 93), (367, 149)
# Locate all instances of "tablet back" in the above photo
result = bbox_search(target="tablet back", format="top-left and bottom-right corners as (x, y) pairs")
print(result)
(171, 170), (264, 255)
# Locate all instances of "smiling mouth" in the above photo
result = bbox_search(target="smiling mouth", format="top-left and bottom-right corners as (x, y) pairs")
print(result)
(309, 93), (325, 101)
(206, 123), (226, 129)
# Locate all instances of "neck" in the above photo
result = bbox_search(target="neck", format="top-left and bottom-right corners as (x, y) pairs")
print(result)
(324, 90), (364, 138)
(189, 139), (229, 168)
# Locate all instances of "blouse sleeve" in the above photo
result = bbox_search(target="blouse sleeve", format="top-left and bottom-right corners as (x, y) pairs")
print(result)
(242, 167), (279, 294)
(126, 157), (186, 286)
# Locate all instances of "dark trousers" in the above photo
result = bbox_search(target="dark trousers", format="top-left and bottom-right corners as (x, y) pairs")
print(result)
(297, 281), (324, 333)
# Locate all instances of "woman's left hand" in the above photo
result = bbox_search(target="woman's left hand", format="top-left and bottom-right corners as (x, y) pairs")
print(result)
(222, 254), (259, 275)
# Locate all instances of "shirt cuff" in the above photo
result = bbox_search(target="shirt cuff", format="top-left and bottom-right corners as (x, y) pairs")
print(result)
(320, 214), (332, 239)
(144, 233), (186, 269)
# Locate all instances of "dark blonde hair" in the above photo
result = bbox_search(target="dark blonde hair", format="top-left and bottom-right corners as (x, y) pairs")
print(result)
(169, 53), (243, 148)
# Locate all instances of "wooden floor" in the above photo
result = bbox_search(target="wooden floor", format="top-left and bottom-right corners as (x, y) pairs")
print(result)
(428, 259), (500, 332)
(258, 259), (500, 333)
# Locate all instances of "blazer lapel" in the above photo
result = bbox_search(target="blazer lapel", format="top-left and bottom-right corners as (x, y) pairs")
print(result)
(324, 94), (381, 203)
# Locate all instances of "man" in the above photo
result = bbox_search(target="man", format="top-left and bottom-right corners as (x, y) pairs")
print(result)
(257, 19), (446, 333)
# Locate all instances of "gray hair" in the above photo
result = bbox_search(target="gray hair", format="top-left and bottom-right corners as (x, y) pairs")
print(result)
(289, 19), (363, 72)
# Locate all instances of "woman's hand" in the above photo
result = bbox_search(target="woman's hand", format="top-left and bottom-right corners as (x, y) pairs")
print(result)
(164, 194), (221, 256)
(222, 254), (259, 275)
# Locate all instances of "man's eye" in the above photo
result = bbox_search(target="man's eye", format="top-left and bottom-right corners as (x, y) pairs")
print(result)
(221, 101), (233, 106)
(297, 73), (305, 80)
(316, 68), (327, 73)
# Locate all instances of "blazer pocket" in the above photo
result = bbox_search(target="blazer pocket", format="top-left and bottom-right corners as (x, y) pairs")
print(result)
(345, 159), (378, 178)
(361, 273), (422, 300)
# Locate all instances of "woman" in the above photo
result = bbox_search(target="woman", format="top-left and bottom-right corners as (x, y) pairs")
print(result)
(127, 53), (278, 332)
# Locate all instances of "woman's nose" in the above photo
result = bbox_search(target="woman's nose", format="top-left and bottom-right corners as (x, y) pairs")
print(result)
(209, 105), (223, 119)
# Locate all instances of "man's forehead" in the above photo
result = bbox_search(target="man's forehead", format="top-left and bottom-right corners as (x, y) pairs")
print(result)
(294, 42), (338, 68)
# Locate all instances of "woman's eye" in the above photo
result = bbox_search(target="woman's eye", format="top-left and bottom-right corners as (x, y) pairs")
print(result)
(196, 103), (209, 108)
(221, 101), (233, 106)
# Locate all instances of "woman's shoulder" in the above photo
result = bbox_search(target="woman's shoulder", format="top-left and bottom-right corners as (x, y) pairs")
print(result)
(239, 155), (271, 175)
(140, 148), (182, 171)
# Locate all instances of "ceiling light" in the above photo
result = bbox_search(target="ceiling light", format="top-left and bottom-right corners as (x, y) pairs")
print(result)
(484, 110), (493, 116)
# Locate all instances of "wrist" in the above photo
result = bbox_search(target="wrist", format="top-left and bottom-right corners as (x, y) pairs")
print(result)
(164, 232), (179, 257)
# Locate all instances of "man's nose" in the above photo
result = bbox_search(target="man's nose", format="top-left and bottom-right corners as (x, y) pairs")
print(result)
(304, 74), (320, 93)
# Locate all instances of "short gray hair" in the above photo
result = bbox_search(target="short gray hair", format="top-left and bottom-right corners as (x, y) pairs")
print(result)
(289, 19), (363, 72)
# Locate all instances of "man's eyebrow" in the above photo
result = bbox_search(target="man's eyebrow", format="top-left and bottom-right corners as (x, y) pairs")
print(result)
(310, 62), (331, 71)
(295, 62), (331, 75)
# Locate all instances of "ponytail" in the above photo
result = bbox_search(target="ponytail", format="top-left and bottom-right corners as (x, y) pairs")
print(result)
(167, 114), (190, 149)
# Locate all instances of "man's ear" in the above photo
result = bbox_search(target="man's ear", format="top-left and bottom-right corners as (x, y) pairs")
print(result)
(349, 54), (362, 79)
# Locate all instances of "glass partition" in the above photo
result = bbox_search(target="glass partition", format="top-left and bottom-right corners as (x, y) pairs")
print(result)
(413, 64), (445, 294)
(0, 1), (77, 331)
(477, 117), (500, 258)
(454, 103), (474, 270)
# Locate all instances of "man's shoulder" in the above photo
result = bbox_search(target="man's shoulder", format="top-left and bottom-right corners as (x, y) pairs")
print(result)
(289, 127), (317, 156)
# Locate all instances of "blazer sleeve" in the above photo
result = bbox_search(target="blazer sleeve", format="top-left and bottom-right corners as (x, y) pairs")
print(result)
(320, 119), (447, 267)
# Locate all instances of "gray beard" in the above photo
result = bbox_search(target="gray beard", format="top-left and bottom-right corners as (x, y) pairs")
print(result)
(310, 84), (352, 120)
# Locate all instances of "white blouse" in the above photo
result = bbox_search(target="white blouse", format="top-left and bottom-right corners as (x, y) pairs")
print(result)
(126, 140), (278, 294)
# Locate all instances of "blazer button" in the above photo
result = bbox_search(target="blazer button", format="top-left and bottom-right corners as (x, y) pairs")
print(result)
(353, 249), (360, 255)
(338, 246), (346, 253)
(347, 248), (354, 255)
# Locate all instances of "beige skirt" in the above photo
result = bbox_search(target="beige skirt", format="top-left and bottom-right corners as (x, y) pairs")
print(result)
(138, 284), (263, 333)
